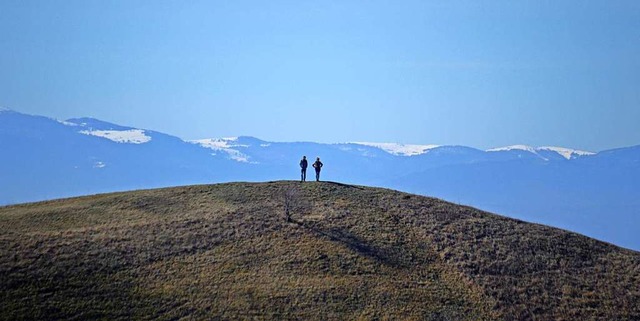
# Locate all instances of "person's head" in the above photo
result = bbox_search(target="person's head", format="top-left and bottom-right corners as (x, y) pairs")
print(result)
(316, 157), (320, 161)
(303, 156), (306, 159)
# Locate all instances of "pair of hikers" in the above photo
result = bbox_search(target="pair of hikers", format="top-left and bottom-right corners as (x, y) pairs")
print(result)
(299, 156), (323, 182)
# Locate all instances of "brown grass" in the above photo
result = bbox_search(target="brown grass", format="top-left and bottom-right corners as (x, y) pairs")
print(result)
(1, 181), (638, 320)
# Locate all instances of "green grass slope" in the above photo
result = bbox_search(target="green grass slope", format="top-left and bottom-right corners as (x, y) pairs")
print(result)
(1, 181), (638, 320)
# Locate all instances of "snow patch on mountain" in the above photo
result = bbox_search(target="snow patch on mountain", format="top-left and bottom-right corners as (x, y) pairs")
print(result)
(57, 119), (79, 127)
(79, 129), (152, 144)
(336, 145), (382, 157)
(487, 145), (595, 160)
(486, 145), (549, 160)
(192, 137), (249, 149)
(352, 142), (440, 156)
(538, 146), (595, 160)
(190, 138), (255, 163)
(487, 145), (538, 153)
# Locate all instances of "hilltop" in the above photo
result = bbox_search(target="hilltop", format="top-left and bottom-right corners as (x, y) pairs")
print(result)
(1, 181), (639, 320)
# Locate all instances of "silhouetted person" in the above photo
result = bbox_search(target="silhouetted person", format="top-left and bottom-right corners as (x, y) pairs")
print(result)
(300, 156), (308, 182)
(313, 157), (323, 182)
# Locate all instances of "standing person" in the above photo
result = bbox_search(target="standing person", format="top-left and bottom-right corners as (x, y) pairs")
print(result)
(312, 157), (323, 182)
(299, 156), (308, 182)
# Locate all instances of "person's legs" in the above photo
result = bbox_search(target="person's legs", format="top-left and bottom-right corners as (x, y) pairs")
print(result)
(301, 169), (306, 181)
(316, 170), (320, 182)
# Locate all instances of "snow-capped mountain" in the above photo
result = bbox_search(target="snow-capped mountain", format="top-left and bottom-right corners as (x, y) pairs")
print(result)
(190, 137), (255, 163)
(487, 145), (595, 160)
(350, 142), (441, 156)
(1, 109), (639, 251)
(0, 110), (241, 203)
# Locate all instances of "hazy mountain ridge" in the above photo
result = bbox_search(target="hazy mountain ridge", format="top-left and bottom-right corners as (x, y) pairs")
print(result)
(1, 109), (639, 250)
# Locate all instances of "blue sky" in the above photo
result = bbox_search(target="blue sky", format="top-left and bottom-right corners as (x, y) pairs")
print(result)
(1, 1), (639, 151)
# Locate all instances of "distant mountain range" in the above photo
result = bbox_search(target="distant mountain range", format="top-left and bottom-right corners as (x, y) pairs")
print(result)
(1, 109), (639, 250)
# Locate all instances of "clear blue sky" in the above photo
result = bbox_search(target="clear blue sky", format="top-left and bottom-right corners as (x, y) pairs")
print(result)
(1, 1), (639, 151)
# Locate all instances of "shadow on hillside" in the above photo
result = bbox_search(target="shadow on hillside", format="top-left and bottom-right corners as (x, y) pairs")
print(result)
(292, 219), (409, 268)
(323, 181), (365, 190)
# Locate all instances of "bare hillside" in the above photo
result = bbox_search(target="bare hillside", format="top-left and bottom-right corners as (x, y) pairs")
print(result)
(1, 181), (638, 320)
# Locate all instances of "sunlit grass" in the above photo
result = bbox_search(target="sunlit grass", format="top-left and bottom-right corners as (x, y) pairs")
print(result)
(1, 181), (638, 320)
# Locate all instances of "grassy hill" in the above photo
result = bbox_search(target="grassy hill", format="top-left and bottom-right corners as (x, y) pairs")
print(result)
(1, 181), (638, 320)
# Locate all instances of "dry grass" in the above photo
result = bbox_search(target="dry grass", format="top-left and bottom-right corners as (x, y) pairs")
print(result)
(1, 181), (638, 320)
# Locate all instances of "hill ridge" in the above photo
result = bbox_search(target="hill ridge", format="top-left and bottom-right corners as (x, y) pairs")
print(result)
(1, 181), (638, 320)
